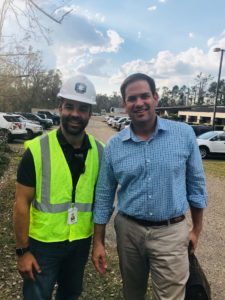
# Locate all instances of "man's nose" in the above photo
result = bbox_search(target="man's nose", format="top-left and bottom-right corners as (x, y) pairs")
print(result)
(70, 107), (80, 116)
(135, 96), (144, 105)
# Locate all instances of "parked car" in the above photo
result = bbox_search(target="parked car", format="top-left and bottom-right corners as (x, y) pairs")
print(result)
(197, 131), (225, 158)
(17, 115), (43, 139)
(114, 117), (130, 131)
(107, 117), (114, 126)
(37, 111), (60, 125)
(120, 119), (131, 131)
(19, 113), (53, 129)
(191, 125), (224, 136)
(0, 113), (27, 142)
(108, 116), (120, 126)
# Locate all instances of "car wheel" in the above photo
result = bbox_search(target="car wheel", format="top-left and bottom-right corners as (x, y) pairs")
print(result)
(199, 146), (209, 159)
(26, 129), (34, 140)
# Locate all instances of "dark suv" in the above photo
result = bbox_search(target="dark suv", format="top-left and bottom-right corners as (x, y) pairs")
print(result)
(37, 111), (60, 125)
(19, 113), (53, 130)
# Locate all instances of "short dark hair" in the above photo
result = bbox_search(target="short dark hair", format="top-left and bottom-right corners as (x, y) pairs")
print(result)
(120, 73), (156, 101)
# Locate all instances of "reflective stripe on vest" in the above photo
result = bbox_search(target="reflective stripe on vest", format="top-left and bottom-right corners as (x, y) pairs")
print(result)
(32, 199), (93, 213)
(31, 133), (103, 213)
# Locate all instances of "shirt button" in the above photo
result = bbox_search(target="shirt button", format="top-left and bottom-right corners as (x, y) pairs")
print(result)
(146, 159), (150, 163)
(148, 177), (151, 181)
(149, 212), (153, 216)
(148, 195), (152, 199)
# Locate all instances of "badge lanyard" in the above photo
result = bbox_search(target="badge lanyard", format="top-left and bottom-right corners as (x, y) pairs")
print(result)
(67, 184), (77, 225)
(67, 151), (85, 225)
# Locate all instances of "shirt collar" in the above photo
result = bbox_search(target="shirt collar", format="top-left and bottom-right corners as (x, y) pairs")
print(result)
(120, 116), (168, 142)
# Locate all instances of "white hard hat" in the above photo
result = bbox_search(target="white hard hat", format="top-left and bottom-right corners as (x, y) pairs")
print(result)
(58, 75), (96, 105)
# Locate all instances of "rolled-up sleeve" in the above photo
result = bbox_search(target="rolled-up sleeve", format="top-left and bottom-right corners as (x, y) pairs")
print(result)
(93, 144), (118, 224)
(186, 130), (208, 208)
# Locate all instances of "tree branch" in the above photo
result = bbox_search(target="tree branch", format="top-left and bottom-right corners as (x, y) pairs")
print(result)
(29, 0), (73, 24)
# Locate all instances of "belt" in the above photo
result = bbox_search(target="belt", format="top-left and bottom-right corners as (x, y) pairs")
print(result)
(120, 213), (185, 227)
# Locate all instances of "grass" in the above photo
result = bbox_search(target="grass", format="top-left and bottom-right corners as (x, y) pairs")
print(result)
(0, 154), (10, 177)
(203, 158), (225, 178)
(81, 247), (152, 299)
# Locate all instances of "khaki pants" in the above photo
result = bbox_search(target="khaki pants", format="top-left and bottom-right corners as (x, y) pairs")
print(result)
(114, 213), (189, 300)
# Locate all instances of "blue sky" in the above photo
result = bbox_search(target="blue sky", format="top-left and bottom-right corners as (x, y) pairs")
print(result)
(2, 0), (225, 95)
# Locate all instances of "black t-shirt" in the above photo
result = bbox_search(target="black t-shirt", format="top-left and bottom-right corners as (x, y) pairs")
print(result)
(17, 129), (91, 189)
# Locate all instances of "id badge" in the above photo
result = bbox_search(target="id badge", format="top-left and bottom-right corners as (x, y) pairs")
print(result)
(67, 206), (77, 224)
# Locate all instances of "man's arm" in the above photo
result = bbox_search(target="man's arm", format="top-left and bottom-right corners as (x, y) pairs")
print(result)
(92, 224), (107, 273)
(92, 142), (118, 273)
(13, 183), (41, 281)
(189, 206), (203, 252)
(186, 128), (207, 252)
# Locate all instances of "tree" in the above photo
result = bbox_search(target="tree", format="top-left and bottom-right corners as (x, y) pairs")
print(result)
(178, 85), (187, 106)
(0, 0), (72, 45)
(208, 80), (225, 105)
(29, 69), (62, 110)
(0, 44), (62, 112)
(194, 72), (214, 105)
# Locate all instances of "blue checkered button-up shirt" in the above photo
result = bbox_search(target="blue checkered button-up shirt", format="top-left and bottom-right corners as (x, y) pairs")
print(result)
(94, 117), (207, 224)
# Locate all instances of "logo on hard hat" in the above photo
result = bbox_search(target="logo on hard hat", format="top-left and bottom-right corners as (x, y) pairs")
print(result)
(75, 83), (86, 94)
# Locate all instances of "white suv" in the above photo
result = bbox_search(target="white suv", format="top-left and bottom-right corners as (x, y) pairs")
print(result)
(0, 113), (27, 142)
(197, 131), (225, 158)
(17, 115), (43, 139)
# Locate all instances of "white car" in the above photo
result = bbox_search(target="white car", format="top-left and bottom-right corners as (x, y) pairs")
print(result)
(120, 119), (131, 131)
(197, 131), (225, 158)
(17, 115), (43, 139)
(0, 113), (27, 142)
(108, 116), (121, 127)
(114, 117), (129, 130)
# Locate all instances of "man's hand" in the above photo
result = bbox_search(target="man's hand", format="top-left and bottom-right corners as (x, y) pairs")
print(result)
(17, 252), (41, 281)
(189, 229), (199, 253)
(189, 206), (204, 254)
(92, 242), (107, 274)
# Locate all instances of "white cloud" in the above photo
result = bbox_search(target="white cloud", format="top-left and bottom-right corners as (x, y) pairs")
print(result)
(90, 30), (124, 54)
(48, 11), (124, 77)
(110, 46), (220, 91)
(158, 0), (167, 3)
(148, 6), (157, 11)
(188, 32), (194, 38)
(78, 58), (109, 77)
(207, 31), (225, 50)
(54, 5), (105, 23)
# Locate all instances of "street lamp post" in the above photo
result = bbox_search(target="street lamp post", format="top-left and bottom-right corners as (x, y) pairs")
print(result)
(212, 48), (225, 131)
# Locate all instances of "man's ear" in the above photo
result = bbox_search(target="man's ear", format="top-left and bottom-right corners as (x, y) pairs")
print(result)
(58, 98), (63, 114)
(153, 92), (159, 105)
(58, 104), (62, 115)
(122, 100), (129, 114)
(89, 105), (92, 117)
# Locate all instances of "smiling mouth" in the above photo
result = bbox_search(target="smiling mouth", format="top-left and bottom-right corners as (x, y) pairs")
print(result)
(133, 108), (148, 114)
(69, 121), (81, 127)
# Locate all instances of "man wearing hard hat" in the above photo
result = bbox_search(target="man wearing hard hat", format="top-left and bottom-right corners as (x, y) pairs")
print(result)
(13, 75), (104, 300)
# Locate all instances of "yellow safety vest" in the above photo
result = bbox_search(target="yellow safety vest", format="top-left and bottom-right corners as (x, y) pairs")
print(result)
(25, 129), (104, 242)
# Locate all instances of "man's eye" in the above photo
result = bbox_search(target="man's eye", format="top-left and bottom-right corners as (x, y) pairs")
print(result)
(127, 96), (137, 102)
(140, 93), (150, 99)
(65, 105), (73, 110)
(79, 106), (89, 112)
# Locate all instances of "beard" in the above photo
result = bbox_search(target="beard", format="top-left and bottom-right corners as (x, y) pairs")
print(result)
(61, 115), (89, 136)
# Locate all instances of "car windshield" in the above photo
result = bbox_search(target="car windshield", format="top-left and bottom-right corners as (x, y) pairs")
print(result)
(197, 131), (217, 140)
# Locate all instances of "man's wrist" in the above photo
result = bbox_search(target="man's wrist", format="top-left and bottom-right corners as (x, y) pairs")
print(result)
(16, 246), (30, 256)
